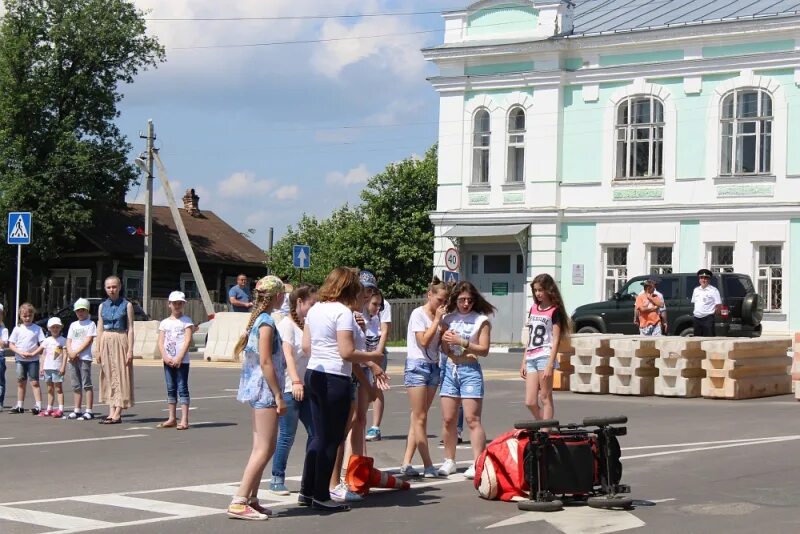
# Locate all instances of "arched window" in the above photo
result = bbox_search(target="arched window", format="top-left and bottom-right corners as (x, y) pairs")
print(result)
(472, 109), (490, 184)
(507, 107), (525, 183)
(720, 88), (772, 175)
(615, 96), (664, 179)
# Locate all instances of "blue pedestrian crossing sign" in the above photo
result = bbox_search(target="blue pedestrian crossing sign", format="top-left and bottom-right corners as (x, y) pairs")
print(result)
(7, 212), (31, 245)
(442, 270), (460, 284)
(293, 245), (311, 269)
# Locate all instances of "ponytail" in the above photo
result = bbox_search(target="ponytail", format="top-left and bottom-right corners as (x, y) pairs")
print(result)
(289, 284), (317, 330)
(233, 294), (272, 356)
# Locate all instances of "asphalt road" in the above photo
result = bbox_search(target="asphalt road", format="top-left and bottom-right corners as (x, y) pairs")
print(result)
(1, 351), (799, 534)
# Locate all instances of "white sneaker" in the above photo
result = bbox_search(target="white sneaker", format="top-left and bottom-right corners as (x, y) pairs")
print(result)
(399, 464), (420, 478)
(330, 483), (363, 503)
(464, 464), (476, 480)
(438, 459), (457, 476)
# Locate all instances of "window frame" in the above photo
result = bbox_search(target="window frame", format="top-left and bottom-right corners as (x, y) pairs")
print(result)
(180, 273), (200, 299)
(472, 108), (491, 184)
(719, 87), (773, 176)
(506, 106), (525, 183)
(648, 245), (673, 275)
(708, 244), (735, 274)
(756, 244), (782, 312)
(122, 269), (144, 301)
(614, 95), (665, 180)
(603, 246), (628, 299)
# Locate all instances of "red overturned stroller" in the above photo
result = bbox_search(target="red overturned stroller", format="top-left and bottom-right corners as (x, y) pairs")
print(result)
(514, 416), (633, 512)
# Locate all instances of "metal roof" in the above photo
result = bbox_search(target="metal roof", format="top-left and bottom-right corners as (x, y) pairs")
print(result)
(572, 0), (800, 36)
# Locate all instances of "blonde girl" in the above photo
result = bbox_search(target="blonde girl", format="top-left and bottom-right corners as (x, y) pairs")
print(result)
(521, 273), (569, 422)
(227, 275), (287, 521)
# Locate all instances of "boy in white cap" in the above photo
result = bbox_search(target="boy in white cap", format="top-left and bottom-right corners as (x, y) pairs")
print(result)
(66, 298), (97, 420)
(158, 291), (194, 430)
(40, 317), (68, 418)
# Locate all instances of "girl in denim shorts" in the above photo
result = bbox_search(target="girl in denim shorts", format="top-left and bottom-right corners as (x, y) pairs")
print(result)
(438, 281), (496, 480)
(399, 276), (449, 479)
(227, 276), (286, 521)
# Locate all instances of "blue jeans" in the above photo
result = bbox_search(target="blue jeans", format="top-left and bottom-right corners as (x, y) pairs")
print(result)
(164, 364), (190, 405)
(272, 391), (314, 480)
(0, 357), (6, 407)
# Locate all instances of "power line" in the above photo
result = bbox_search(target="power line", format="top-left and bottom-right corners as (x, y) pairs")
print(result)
(145, 8), (456, 22)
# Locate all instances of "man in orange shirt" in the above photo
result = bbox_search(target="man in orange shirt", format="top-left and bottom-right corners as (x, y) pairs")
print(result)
(635, 279), (664, 336)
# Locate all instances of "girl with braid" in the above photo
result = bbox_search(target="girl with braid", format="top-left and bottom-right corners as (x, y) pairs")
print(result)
(227, 275), (287, 521)
(269, 284), (318, 495)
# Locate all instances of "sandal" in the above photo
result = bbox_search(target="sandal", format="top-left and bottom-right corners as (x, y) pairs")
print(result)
(157, 421), (177, 429)
(176, 424), (189, 430)
(103, 418), (122, 425)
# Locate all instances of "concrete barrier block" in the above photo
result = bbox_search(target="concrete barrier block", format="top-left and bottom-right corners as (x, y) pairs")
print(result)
(569, 371), (608, 394)
(701, 375), (791, 399)
(609, 374), (654, 396)
(701, 338), (792, 360)
(133, 321), (160, 360)
(655, 376), (702, 397)
(655, 337), (709, 359)
(205, 312), (250, 362)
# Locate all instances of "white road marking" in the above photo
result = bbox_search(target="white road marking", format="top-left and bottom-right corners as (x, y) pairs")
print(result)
(0, 505), (114, 530)
(0, 434), (147, 449)
(0, 437), (13, 440)
(161, 407), (197, 411)
(96, 394), (234, 406)
(70, 494), (220, 517)
(624, 435), (800, 451)
(486, 506), (645, 533)
(623, 436), (800, 460)
(125, 421), (215, 431)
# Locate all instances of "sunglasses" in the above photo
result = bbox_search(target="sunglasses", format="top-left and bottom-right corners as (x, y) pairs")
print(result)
(457, 297), (474, 303)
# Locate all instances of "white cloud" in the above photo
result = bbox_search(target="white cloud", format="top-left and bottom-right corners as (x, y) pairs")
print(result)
(364, 98), (425, 126)
(326, 164), (370, 186)
(245, 211), (269, 227)
(273, 185), (299, 200)
(217, 171), (274, 198)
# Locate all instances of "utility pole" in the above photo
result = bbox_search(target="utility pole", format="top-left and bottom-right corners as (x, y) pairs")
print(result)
(139, 120), (155, 315)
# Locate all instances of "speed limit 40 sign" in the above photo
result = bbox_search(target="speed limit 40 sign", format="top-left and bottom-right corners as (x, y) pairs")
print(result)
(445, 248), (460, 271)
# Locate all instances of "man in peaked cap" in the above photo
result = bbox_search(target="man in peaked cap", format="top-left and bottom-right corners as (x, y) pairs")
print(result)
(691, 269), (721, 336)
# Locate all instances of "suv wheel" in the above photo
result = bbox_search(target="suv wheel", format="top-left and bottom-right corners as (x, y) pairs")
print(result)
(577, 325), (600, 334)
(679, 327), (694, 337)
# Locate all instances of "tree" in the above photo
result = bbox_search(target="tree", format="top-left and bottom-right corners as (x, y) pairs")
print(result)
(0, 0), (164, 280)
(268, 146), (438, 298)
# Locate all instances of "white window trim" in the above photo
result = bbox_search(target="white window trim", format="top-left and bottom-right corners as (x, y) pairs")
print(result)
(122, 269), (144, 300)
(755, 243), (783, 312)
(604, 79), (677, 184)
(706, 244), (735, 273)
(472, 108), (492, 184)
(506, 106), (526, 183)
(647, 244), (673, 275)
(719, 88), (773, 176)
(614, 96), (666, 180)
(602, 245), (628, 299)
(463, 95), (500, 187)
(705, 71), (787, 180)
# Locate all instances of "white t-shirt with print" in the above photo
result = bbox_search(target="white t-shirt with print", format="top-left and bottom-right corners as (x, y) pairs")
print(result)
(42, 336), (67, 370)
(691, 286), (722, 318)
(306, 302), (357, 377)
(278, 317), (308, 394)
(0, 325), (8, 358)
(380, 299), (392, 323)
(443, 311), (489, 357)
(159, 315), (194, 365)
(9, 323), (45, 361)
(365, 313), (381, 352)
(67, 319), (97, 361)
(406, 306), (441, 363)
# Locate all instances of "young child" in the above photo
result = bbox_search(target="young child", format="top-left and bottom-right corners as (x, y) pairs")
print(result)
(8, 303), (45, 414)
(521, 274), (569, 422)
(0, 304), (8, 412)
(39, 317), (67, 418)
(227, 275), (286, 521)
(66, 298), (97, 420)
(157, 291), (194, 430)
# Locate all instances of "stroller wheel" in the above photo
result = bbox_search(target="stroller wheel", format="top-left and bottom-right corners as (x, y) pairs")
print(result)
(518, 499), (564, 512)
(587, 496), (633, 510)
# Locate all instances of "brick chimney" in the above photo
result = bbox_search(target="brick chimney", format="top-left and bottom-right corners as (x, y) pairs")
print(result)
(182, 188), (200, 216)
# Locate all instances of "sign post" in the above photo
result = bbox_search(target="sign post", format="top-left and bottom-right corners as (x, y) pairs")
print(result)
(8, 212), (32, 325)
(293, 244), (311, 282)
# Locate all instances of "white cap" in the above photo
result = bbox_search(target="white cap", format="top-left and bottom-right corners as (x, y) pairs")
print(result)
(73, 298), (90, 311)
(47, 317), (63, 328)
(168, 291), (186, 302)
(0, 303), (4, 312)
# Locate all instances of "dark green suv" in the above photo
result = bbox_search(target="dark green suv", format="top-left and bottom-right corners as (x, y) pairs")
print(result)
(571, 273), (763, 337)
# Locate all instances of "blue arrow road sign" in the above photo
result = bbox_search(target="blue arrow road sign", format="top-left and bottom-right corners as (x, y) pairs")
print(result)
(7, 212), (31, 245)
(293, 245), (311, 269)
(442, 270), (460, 284)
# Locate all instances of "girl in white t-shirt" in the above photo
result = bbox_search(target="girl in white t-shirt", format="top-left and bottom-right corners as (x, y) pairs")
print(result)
(157, 291), (194, 430)
(269, 284), (318, 496)
(399, 277), (449, 478)
(439, 281), (496, 480)
(299, 267), (383, 512)
(521, 274), (569, 423)
(8, 303), (45, 414)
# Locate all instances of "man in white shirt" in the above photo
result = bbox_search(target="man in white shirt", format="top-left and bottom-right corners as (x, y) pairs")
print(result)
(691, 269), (722, 336)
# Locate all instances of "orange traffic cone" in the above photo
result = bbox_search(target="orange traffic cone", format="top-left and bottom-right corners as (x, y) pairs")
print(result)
(346, 455), (411, 496)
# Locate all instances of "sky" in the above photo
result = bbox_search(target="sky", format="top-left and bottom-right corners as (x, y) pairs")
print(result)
(115, 0), (462, 248)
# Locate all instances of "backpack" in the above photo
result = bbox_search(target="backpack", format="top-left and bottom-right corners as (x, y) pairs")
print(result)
(474, 430), (530, 501)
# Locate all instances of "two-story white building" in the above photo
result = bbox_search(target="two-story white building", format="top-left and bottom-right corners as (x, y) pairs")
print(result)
(424, 0), (800, 342)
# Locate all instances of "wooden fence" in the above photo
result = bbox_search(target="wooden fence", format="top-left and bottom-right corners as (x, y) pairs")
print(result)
(148, 298), (229, 323)
(387, 298), (426, 342)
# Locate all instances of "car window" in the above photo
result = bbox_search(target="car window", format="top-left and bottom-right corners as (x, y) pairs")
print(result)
(683, 275), (720, 299)
(655, 277), (679, 300)
(619, 279), (645, 299)
(723, 276), (753, 298)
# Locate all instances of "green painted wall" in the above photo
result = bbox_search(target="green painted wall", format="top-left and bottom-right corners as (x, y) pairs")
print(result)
(466, 5), (538, 37)
(465, 61), (534, 76)
(465, 88), (533, 108)
(679, 220), (700, 271)
(599, 49), (684, 67)
(702, 39), (795, 58)
(561, 81), (630, 184)
(564, 57), (583, 71)
(560, 222), (597, 314)
(790, 220), (800, 330)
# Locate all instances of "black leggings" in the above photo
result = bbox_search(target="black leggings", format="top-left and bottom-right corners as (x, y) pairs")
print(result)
(693, 314), (715, 336)
(300, 369), (352, 501)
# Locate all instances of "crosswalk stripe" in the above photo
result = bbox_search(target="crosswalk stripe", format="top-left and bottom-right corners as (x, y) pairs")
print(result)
(182, 483), (291, 503)
(0, 505), (114, 530)
(69, 495), (220, 517)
